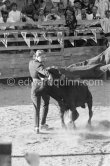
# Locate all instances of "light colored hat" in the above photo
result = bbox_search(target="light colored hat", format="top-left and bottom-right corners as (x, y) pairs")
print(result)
(35, 50), (45, 57)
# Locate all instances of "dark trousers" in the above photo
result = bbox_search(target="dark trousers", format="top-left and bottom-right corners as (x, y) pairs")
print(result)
(31, 82), (50, 129)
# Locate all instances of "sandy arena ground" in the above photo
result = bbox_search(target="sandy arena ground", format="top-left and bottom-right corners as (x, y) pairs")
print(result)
(0, 79), (110, 166)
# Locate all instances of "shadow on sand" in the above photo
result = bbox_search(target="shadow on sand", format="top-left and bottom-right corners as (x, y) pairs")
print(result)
(79, 120), (110, 140)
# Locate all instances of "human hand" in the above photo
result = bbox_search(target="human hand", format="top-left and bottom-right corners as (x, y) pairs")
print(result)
(48, 74), (53, 86)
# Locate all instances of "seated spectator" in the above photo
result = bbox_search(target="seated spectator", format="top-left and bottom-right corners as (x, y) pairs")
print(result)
(0, 0), (6, 17)
(9, 3), (21, 22)
(0, 10), (14, 30)
(82, 0), (93, 14)
(92, 6), (101, 19)
(38, 8), (46, 22)
(44, 0), (54, 16)
(65, 7), (77, 32)
(52, 1), (59, 11)
(81, 8), (87, 20)
(86, 6), (101, 20)
(75, 8), (87, 20)
(95, 0), (109, 18)
(66, 0), (73, 8)
(58, 2), (65, 19)
(22, 0), (42, 21)
(0, 0), (11, 12)
(105, 10), (110, 19)
(100, 10), (110, 33)
(73, 0), (82, 20)
(44, 8), (61, 21)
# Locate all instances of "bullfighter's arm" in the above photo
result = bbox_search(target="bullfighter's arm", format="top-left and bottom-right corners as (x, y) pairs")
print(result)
(37, 64), (50, 77)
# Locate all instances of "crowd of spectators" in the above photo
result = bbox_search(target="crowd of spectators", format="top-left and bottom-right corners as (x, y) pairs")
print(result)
(0, 0), (110, 31)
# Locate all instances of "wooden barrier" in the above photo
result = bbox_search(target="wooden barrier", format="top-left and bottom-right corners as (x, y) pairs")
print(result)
(0, 143), (12, 166)
(0, 20), (107, 79)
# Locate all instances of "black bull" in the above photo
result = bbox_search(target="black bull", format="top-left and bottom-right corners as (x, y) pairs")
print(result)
(36, 67), (93, 130)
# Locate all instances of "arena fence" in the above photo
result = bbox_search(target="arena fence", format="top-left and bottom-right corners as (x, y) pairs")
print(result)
(12, 152), (110, 158)
(0, 143), (110, 166)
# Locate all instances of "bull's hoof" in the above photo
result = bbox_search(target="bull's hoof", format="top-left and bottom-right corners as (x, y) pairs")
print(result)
(67, 122), (77, 130)
(62, 124), (67, 130)
(86, 123), (93, 130)
(73, 123), (77, 130)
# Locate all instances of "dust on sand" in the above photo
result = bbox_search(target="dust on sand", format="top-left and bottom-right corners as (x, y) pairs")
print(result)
(0, 80), (110, 166)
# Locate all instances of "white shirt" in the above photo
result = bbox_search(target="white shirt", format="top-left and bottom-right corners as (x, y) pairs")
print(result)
(76, 13), (101, 20)
(0, 17), (15, 30)
(86, 13), (101, 20)
(9, 10), (21, 22)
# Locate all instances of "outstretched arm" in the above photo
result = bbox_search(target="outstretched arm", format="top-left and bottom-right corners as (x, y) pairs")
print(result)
(37, 64), (50, 77)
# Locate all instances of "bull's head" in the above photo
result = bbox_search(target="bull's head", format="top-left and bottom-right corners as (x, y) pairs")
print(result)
(47, 67), (62, 80)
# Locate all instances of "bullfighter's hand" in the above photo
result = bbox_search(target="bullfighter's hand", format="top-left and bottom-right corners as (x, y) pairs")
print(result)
(48, 74), (53, 86)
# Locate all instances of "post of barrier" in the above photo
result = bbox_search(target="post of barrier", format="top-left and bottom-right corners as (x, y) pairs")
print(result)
(0, 143), (12, 166)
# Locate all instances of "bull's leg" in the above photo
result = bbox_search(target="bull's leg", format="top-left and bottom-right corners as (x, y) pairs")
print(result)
(69, 108), (79, 129)
(58, 101), (66, 129)
(60, 109), (66, 129)
(88, 107), (93, 125)
(87, 97), (93, 126)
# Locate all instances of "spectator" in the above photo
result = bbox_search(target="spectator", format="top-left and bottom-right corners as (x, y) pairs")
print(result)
(67, 0), (73, 8)
(86, 6), (101, 20)
(65, 7), (77, 32)
(22, 0), (42, 21)
(9, 3), (21, 22)
(52, 1), (59, 11)
(81, 8), (87, 20)
(100, 10), (110, 33)
(38, 8), (46, 22)
(73, 0), (82, 20)
(44, 0), (54, 16)
(92, 6), (101, 19)
(0, 0), (11, 12)
(105, 9), (110, 18)
(0, 10), (14, 30)
(40, 0), (46, 9)
(82, 0), (93, 14)
(95, 0), (109, 18)
(58, 2), (65, 18)
(44, 8), (61, 21)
